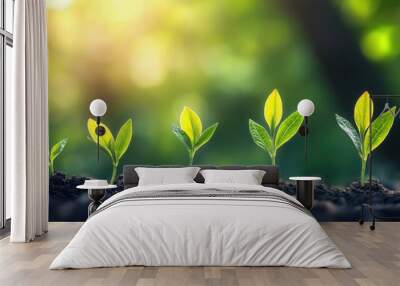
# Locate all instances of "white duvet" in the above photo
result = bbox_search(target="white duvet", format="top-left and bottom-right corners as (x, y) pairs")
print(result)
(50, 183), (351, 269)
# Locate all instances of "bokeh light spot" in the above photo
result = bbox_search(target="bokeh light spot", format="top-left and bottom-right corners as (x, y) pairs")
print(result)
(336, 0), (380, 23)
(362, 26), (399, 61)
(130, 38), (168, 88)
(47, 0), (74, 10)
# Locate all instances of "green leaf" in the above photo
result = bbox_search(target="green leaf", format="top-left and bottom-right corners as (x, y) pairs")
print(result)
(274, 111), (304, 150)
(194, 122), (219, 151)
(115, 119), (133, 161)
(172, 124), (193, 152)
(363, 107), (395, 160)
(335, 114), (362, 157)
(179, 106), (203, 144)
(354, 91), (373, 136)
(264, 89), (283, 131)
(50, 138), (68, 163)
(248, 119), (273, 156)
(87, 118), (115, 160)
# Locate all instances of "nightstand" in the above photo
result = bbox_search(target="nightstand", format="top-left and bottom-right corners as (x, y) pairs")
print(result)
(77, 180), (117, 216)
(289, 177), (321, 210)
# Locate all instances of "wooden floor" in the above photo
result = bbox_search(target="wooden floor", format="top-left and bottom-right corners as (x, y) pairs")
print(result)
(0, 222), (399, 286)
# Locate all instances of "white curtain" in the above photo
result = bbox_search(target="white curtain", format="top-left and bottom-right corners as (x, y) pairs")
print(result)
(7, 0), (49, 242)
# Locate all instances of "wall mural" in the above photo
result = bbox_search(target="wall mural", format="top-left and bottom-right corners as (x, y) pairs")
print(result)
(47, 0), (400, 221)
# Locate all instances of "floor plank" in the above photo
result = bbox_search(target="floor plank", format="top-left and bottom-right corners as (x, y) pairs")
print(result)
(0, 222), (398, 286)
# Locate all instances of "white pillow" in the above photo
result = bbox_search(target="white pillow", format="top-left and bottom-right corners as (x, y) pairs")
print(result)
(200, 169), (266, 185)
(135, 167), (200, 186)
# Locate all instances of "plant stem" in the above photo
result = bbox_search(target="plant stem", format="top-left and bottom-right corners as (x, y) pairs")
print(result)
(188, 150), (195, 166)
(49, 161), (54, 176)
(360, 158), (367, 186)
(111, 163), (118, 184)
(271, 129), (276, 166)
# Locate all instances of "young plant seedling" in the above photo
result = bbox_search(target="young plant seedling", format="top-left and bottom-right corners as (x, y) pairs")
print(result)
(249, 89), (304, 165)
(336, 91), (396, 185)
(49, 138), (68, 175)
(172, 106), (218, 165)
(87, 118), (133, 183)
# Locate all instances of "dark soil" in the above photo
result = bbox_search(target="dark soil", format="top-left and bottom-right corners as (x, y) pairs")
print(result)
(50, 172), (400, 222)
(279, 180), (400, 221)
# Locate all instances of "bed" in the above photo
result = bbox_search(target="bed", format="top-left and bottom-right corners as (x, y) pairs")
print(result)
(50, 165), (350, 269)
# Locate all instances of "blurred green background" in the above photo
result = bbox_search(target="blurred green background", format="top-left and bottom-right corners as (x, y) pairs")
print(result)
(47, 0), (400, 186)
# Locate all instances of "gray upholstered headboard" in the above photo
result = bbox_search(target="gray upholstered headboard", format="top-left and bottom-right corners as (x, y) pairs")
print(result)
(123, 165), (279, 189)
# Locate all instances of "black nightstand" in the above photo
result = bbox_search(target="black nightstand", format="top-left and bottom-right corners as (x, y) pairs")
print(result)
(289, 177), (321, 210)
(77, 181), (117, 216)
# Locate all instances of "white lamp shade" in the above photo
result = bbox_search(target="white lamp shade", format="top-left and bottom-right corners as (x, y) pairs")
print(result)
(89, 99), (107, 117)
(297, 99), (315, 117)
